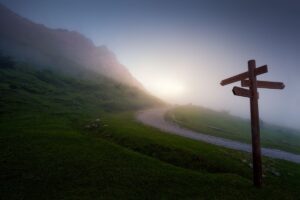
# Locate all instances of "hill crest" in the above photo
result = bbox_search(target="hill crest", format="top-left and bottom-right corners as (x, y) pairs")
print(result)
(0, 3), (142, 88)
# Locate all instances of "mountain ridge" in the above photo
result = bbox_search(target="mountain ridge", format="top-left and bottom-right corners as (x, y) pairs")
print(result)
(0, 3), (142, 88)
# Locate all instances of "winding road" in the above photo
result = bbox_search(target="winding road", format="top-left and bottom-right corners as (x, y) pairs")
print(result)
(136, 107), (300, 164)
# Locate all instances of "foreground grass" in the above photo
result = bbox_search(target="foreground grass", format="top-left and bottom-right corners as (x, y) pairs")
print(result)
(166, 105), (300, 154)
(0, 111), (262, 200)
(2, 110), (300, 200)
(1, 62), (300, 199)
(89, 112), (300, 198)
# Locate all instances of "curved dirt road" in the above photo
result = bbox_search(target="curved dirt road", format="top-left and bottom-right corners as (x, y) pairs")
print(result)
(136, 107), (300, 164)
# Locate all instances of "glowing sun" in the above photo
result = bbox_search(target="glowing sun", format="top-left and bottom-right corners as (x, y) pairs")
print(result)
(146, 78), (185, 99)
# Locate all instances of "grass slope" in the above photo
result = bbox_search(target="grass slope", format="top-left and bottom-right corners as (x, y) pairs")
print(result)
(1, 59), (300, 199)
(166, 105), (300, 154)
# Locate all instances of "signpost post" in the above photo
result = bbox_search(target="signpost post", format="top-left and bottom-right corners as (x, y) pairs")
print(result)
(220, 60), (285, 188)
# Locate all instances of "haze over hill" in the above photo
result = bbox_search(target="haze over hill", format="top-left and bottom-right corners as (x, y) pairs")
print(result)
(0, 1), (299, 129)
(1, 1), (300, 199)
(0, 4), (141, 88)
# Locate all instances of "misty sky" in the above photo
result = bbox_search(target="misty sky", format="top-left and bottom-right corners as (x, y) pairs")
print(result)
(1, 0), (299, 128)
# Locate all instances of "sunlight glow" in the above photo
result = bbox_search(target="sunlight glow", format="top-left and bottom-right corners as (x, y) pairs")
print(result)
(145, 78), (185, 100)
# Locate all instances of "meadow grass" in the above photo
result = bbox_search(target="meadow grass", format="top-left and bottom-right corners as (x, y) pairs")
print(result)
(166, 105), (300, 154)
(1, 63), (300, 199)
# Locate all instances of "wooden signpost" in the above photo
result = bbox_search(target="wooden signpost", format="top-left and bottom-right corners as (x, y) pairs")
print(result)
(220, 60), (285, 188)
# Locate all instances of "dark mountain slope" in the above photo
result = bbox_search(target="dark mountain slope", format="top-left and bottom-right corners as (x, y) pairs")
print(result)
(0, 4), (141, 87)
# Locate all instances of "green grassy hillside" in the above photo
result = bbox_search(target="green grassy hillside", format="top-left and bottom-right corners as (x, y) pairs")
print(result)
(166, 105), (300, 154)
(0, 58), (160, 114)
(1, 58), (300, 199)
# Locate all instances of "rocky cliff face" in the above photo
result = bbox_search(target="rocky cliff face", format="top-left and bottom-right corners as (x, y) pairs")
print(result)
(0, 4), (142, 88)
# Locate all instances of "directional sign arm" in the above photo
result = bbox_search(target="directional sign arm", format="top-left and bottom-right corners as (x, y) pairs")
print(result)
(232, 86), (252, 98)
(220, 65), (268, 86)
(241, 80), (285, 89)
(221, 71), (249, 86)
